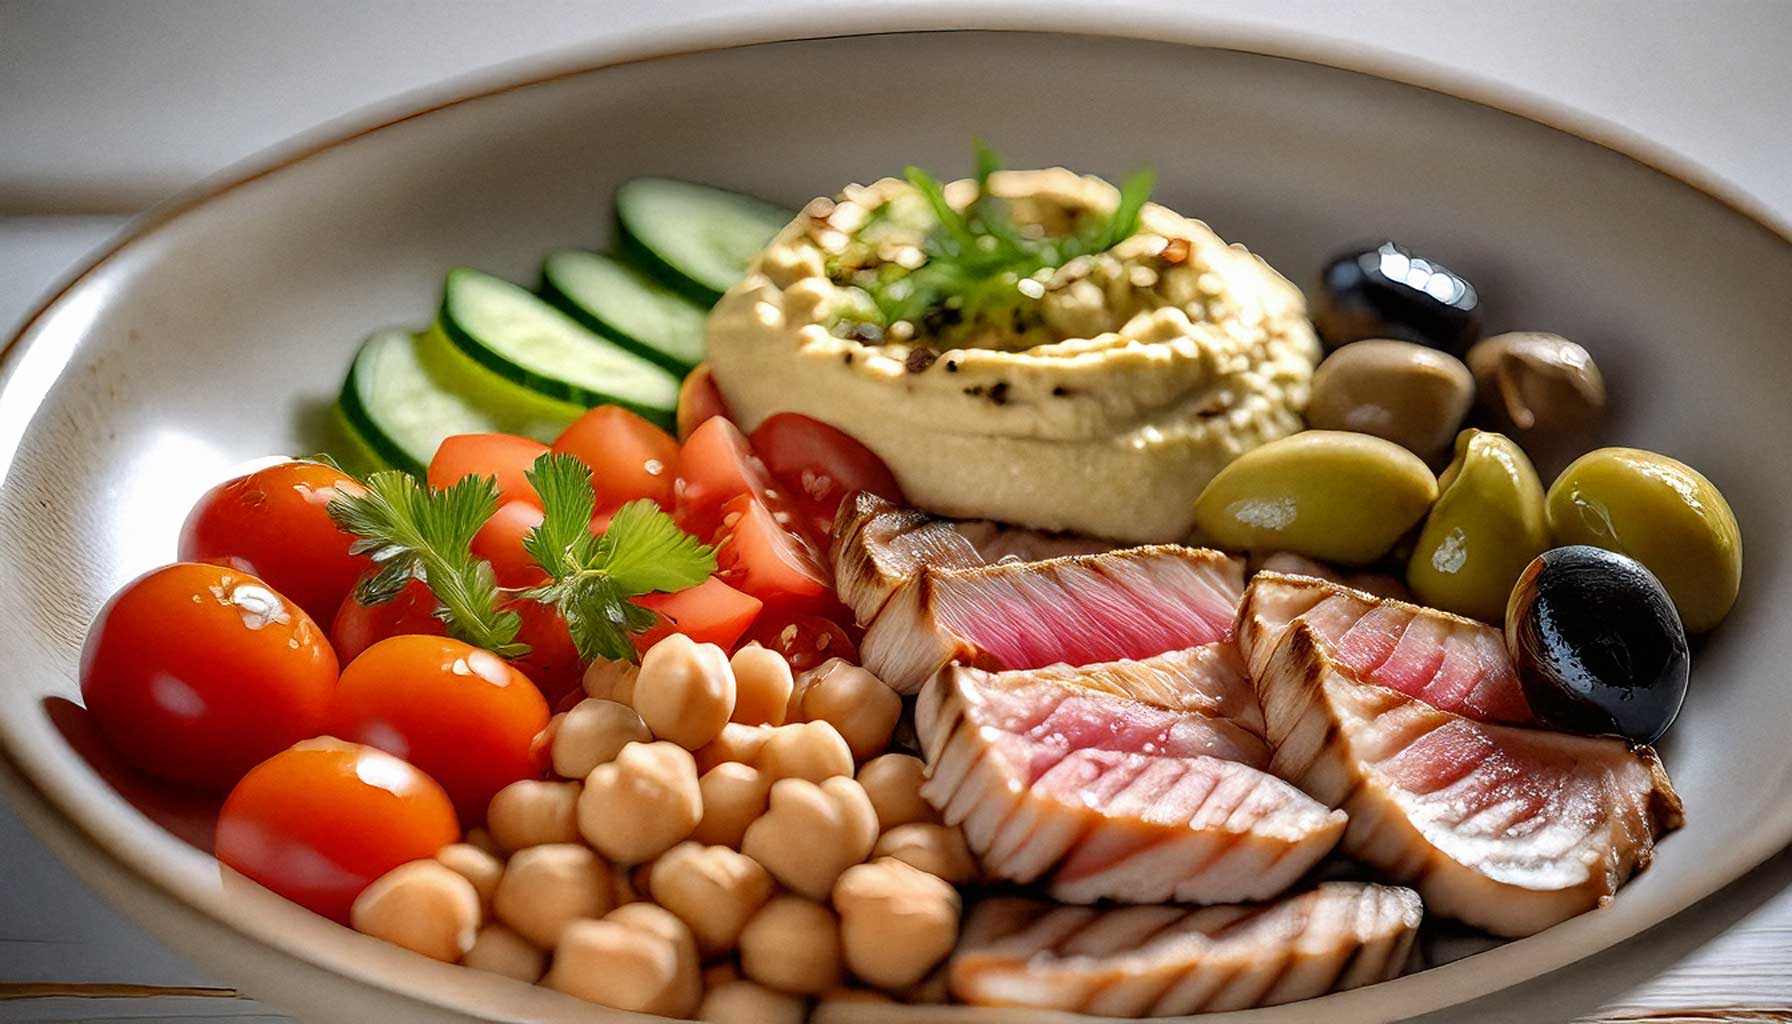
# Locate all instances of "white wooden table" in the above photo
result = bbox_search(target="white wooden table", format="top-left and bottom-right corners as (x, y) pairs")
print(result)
(3, 2), (1789, 1020)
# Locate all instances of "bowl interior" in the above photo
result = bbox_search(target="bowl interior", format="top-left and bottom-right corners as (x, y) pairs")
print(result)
(2, 28), (1789, 1024)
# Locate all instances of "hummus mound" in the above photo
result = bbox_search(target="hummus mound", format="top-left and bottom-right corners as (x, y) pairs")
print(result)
(705, 168), (1319, 543)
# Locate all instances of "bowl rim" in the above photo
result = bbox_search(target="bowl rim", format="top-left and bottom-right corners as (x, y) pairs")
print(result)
(3, 8), (1791, 1022)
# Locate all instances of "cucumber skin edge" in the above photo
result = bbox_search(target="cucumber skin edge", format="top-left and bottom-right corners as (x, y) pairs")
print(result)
(537, 265), (700, 378)
(337, 342), (428, 477)
(614, 214), (728, 307)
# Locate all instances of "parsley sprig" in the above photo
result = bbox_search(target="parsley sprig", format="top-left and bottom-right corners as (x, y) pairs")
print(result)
(519, 453), (716, 662)
(327, 470), (526, 656)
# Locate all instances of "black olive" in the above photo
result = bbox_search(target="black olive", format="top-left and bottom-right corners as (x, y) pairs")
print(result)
(1313, 241), (1483, 355)
(1504, 545), (1689, 745)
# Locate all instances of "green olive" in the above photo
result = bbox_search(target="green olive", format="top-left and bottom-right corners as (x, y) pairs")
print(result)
(1192, 430), (1439, 565)
(1406, 430), (1549, 622)
(1546, 447), (1742, 633)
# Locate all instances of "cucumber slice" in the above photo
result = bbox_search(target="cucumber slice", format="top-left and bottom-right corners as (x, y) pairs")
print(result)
(540, 249), (707, 374)
(438, 267), (680, 428)
(615, 177), (793, 302)
(338, 327), (586, 475)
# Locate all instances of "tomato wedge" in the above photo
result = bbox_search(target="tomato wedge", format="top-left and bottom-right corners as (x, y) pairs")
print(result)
(471, 499), (549, 588)
(749, 412), (904, 538)
(553, 405), (681, 511)
(633, 577), (763, 652)
(428, 433), (548, 507)
(676, 364), (732, 441)
(713, 494), (832, 611)
(745, 610), (859, 672)
(507, 600), (584, 708)
(675, 416), (779, 539)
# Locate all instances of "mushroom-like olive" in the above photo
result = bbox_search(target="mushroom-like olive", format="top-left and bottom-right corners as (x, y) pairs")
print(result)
(1505, 546), (1689, 744)
(1306, 340), (1474, 463)
(1546, 447), (1741, 633)
(1407, 430), (1550, 622)
(1466, 332), (1605, 461)
(1313, 241), (1482, 354)
(1192, 431), (1439, 565)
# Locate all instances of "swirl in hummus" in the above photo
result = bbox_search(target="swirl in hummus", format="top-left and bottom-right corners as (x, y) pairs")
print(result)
(705, 166), (1319, 543)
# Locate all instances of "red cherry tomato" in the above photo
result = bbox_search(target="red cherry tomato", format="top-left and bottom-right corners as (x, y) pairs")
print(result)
(179, 460), (370, 623)
(675, 416), (780, 539)
(745, 610), (859, 672)
(634, 577), (763, 652)
(471, 500), (549, 588)
(714, 495), (832, 610)
(216, 738), (458, 922)
(749, 412), (904, 539)
(677, 364), (733, 441)
(332, 635), (549, 819)
(428, 433), (548, 507)
(553, 405), (681, 511)
(329, 577), (446, 664)
(79, 563), (337, 790)
(507, 600), (585, 708)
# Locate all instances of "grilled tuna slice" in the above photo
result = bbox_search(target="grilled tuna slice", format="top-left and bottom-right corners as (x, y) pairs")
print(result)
(1017, 645), (1266, 736)
(917, 664), (1344, 904)
(831, 491), (983, 624)
(867, 545), (1246, 694)
(1237, 572), (1531, 724)
(954, 520), (1118, 563)
(1258, 623), (1683, 937)
(948, 882), (1422, 1015)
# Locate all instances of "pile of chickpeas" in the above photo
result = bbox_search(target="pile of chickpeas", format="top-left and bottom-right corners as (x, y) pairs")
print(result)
(346, 632), (974, 1020)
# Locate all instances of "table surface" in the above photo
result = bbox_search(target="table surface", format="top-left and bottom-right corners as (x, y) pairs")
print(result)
(2, 2), (1789, 1021)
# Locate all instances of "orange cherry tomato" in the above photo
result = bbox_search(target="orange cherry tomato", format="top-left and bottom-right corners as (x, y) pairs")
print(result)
(745, 610), (859, 672)
(329, 576), (446, 664)
(79, 563), (338, 790)
(471, 499), (549, 588)
(634, 576), (763, 652)
(507, 600), (585, 708)
(178, 460), (370, 622)
(714, 495), (832, 610)
(676, 364), (733, 441)
(332, 635), (549, 819)
(216, 738), (458, 922)
(553, 405), (681, 512)
(428, 433), (548, 507)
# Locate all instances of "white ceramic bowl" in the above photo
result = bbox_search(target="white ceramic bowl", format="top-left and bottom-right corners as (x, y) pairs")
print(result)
(3, 12), (1789, 1024)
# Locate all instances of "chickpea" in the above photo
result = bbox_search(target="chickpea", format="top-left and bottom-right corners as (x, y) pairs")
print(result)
(694, 723), (774, 774)
(832, 858), (960, 989)
(462, 827), (501, 856)
(553, 699), (652, 779)
(799, 660), (901, 762)
(434, 842), (503, 912)
(702, 962), (742, 989)
(349, 860), (481, 962)
(693, 762), (771, 848)
(742, 777), (879, 900)
(729, 644), (794, 726)
(492, 843), (613, 948)
(544, 918), (679, 1012)
(759, 721), (855, 784)
(699, 980), (806, 1024)
(856, 754), (938, 831)
(578, 741), (702, 864)
(634, 633), (737, 749)
(823, 987), (897, 1005)
(583, 656), (639, 706)
(782, 671), (813, 726)
(647, 841), (775, 957)
(873, 823), (977, 884)
(607, 902), (702, 1019)
(739, 896), (845, 995)
(486, 780), (580, 851)
(462, 924), (545, 982)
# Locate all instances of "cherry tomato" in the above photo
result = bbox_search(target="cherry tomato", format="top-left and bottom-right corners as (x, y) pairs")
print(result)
(332, 635), (548, 819)
(675, 416), (780, 539)
(216, 738), (458, 922)
(553, 405), (680, 511)
(179, 460), (370, 623)
(634, 577), (763, 652)
(507, 600), (585, 708)
(329, 577), (446, 663)
(79, 563), (337, 790)
(745, 610), (860, 672)
(677, 364), (733, 441)
(714, 495), (832, 610)
(428, 433), (547, 507)
(471, 500), (549, 588)
(749, 412), (904, 537)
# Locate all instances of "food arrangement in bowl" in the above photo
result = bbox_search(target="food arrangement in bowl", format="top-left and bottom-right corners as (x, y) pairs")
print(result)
(69, 144), (1743, 1020)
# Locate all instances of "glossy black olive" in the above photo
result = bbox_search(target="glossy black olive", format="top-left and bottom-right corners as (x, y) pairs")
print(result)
(1504, 545), (1689, 745)
(1313, 241), (1483, 355)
